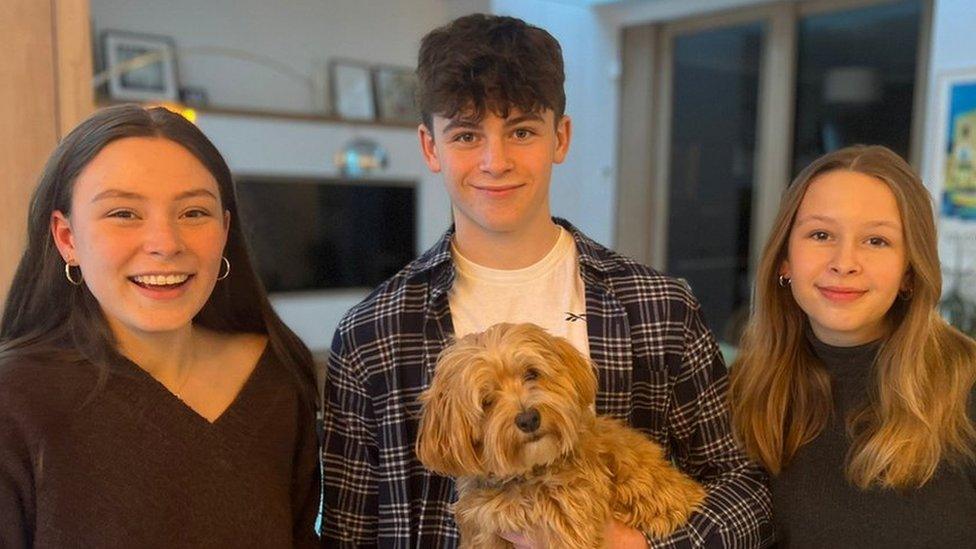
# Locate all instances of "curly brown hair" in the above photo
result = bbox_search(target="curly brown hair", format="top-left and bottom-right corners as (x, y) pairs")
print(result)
(416, 13), (565, 130)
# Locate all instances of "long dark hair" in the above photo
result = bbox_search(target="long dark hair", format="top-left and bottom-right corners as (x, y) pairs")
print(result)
(1, 104), (317, 408)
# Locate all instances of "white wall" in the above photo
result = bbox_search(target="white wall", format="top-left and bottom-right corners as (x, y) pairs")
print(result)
(92, 0), (450, 113)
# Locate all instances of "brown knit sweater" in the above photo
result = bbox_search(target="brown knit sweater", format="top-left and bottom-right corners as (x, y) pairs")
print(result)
(0, 347), (320, 548)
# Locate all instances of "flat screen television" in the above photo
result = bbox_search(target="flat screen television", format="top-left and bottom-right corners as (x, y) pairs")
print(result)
(235, 175), (416, 292)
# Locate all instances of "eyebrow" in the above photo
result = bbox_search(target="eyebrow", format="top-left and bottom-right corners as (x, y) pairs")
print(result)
(794, 214), (901, 230)
(504, 113), (545, 126)
(441, 119), (480, 134)
(90, 188), (219, 203)
(441, 112), (546, 134)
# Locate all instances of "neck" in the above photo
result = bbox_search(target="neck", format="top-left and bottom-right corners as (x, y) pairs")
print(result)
(453, 214), (561, 270)
(112, 323), (197, 387)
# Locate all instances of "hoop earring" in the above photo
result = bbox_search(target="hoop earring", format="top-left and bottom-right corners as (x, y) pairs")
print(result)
(216, 256), (231, 281)
(778, 274), (791, 287)
(65, 263), (83, 286)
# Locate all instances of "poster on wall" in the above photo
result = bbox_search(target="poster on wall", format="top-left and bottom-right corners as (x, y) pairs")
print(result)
(938, 73), (976, 220)
(930, 69), (976, 231)
(930, 69), (976, 325)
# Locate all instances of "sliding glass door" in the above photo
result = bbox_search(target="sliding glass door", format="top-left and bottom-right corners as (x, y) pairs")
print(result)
(664, 22), (763, 339)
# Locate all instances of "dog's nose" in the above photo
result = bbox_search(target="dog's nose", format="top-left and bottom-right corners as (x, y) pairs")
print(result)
(515, 408), (540, 433)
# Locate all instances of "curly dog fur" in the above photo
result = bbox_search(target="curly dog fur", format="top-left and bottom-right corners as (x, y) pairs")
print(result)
(417, 323), (706, 548)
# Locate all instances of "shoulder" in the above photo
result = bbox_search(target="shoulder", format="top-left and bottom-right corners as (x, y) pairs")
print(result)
(0, 350), (96, 423)
(334, 235), (452, 343)
(0, 349), (91, 393)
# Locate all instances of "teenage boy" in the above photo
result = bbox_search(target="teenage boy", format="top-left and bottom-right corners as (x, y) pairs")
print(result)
(322, 13), (772, 548)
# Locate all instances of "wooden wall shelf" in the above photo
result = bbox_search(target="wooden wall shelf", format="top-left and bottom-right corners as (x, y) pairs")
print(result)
(96, 99), (418, 130)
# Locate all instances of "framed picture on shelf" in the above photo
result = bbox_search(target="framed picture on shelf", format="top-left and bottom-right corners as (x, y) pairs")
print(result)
(373, 65), (420, 124)
(330, 60), (375, 121)
(100, 30), (179, 102)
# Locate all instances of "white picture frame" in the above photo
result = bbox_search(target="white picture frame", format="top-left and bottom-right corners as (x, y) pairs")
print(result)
(331, 60), (375, 121)
(101, 30), (179, 102)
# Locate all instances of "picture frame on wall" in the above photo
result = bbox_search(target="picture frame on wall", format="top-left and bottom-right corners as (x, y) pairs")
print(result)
(331, 60), (375, 121)
(930, 68), (976, 222)
(928, 68), (976, 309)
(373, 65), (420, 125)
(101, 30), (179, 102)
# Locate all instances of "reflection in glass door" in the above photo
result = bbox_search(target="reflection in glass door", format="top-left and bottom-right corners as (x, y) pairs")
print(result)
(791, 0), (923, 174)
(665, 23), (763, 339)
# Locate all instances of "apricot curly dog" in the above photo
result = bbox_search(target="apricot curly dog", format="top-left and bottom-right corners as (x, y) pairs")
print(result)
(417, 323), (706, 548)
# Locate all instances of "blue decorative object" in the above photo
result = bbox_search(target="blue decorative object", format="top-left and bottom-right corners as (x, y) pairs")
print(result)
(334, 138), (388, 178)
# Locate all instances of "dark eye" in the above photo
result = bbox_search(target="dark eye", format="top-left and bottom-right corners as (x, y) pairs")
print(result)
(481, 396), (494, 410)
(107, 209), (137, 219)
(524, 368), (539, 381)
(184, 208), (211, 218)
(810, 231), (829, 241)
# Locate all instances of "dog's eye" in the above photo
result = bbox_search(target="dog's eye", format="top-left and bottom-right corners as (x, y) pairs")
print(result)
(481, 396), (494, 410)
(524, 368), (540, 381)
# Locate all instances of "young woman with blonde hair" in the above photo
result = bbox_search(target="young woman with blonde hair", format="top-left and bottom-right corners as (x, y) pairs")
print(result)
(730, 145), (976, 547)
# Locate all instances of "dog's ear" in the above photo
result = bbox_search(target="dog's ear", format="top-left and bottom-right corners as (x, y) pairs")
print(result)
(416, 345), (484, 477)
(549, 334), (598, 408)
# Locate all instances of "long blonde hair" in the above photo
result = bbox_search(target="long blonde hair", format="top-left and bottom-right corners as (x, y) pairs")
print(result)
(730, 145), (976, 489)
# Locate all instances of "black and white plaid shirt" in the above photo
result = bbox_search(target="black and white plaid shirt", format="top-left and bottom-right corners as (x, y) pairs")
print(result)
(321, 219), (773, 548)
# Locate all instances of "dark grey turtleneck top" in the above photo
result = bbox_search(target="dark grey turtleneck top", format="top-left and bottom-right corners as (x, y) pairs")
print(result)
(770, 335), (976, 548)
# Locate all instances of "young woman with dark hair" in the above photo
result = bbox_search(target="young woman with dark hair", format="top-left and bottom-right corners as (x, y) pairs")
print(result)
(730, 145), (976, 547)
(0, 104), (320, 547)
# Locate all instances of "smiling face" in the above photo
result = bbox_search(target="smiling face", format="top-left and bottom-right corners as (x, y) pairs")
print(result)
(418, 108), (571, 242)
(51, 136), (229, 341)
(781, 169), (910, 346)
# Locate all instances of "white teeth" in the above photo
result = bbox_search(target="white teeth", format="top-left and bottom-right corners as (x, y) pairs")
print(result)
(133, 274), (189, 286)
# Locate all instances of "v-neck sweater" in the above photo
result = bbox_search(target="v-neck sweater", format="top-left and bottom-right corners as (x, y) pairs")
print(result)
(0, 346), (320, 548)
(770, 335), (976, 548)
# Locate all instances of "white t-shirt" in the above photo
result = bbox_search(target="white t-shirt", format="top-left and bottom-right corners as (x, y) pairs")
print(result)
(448, 227), (590, 357)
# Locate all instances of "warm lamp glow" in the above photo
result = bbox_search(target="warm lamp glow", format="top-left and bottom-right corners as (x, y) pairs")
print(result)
(143, 101), (197, 123)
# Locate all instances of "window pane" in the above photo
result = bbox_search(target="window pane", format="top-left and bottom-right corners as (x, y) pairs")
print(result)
(792, 0), (922, 174)
(667, 23), (763, 340)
